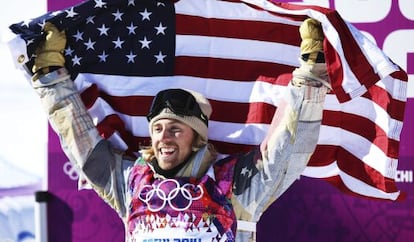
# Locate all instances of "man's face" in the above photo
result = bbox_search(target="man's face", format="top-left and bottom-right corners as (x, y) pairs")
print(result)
(151, 119), (195, 170)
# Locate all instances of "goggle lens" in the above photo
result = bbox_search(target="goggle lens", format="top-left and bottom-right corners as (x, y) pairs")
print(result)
(147, 89), (208, 126)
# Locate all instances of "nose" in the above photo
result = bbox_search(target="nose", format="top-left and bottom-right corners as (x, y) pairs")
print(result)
(159, 128), (172, 141)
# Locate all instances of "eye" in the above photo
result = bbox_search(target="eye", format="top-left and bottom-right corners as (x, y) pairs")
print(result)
(170, 126), (182, 133)
(152, 125), (162, 133)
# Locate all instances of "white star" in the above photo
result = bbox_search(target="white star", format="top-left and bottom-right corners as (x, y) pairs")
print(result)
(112, 37), (124, 49)
(112, 9), (124, 21)
(84, 38), (96, 50)
(157, 2), (165, 7)
(128, 0), (135, 6)
(139, 36), (152, 49)
(97, 24), (110, 36)
(21, 19), (31, 28)
(126, 51), (137, 63)
(86, 16), (95, 24)
(94, 0), (107, 8)
(65, 7), (78, 18)
(139, 8), (152, 21)
(98, 51), (108, 63)
(38, 20), (46, 30)
(64, 47), (75, 56)
(126, 22), (137, 35)
(240, 167), (252, 177)
(154, 51), (166, 63)
(73, 31), (84, 41)
(72, 55), (82, 66)
(154, 22), (167, 35)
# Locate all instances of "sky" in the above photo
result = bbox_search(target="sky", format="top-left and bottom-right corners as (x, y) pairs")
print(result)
(0, 0), (47, 179)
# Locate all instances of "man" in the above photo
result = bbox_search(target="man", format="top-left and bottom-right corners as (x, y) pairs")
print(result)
(29, 18), (329, 241)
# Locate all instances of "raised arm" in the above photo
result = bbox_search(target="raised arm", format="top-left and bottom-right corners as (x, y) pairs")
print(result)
(30, 23), (130, 217)
(231, 18), (330, 240)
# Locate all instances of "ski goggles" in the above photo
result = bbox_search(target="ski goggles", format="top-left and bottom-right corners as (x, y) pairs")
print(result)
(146, 89), (208, 126)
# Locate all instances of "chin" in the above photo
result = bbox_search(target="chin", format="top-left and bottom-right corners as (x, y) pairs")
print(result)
(158, 160), (176, 170)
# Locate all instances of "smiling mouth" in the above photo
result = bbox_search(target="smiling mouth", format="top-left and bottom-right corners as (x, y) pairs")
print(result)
(160, 147), (175, 155)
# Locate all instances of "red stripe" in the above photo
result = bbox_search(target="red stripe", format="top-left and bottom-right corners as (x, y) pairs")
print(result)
(364, 84), (406, 122)
(80, 85), (152, 116)
(176, 14), (301, 45)
(210, 140), (256, 154)
(175, 56), (295, 82)
(308, 144), (337, 167)
(390, 69), (408, 82)
(80, 84), (99, 109)
(257, 73), (292, 86)
(101, 94), (152, 116)
(97, 115), (151, 157)
(97, 114), (126, 139)
(324, 38), (347, 101)
(210, 100), (275, 124)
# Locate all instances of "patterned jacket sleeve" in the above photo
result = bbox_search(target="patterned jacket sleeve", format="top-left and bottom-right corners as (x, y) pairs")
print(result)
(32, 68), (132, 218)
(232, 82), (328, 241)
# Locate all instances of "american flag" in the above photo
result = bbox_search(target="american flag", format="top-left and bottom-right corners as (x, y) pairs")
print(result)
(9, 0), (407, 201)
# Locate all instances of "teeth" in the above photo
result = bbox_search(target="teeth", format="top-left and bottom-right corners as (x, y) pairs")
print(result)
(160, 147), (175, 154)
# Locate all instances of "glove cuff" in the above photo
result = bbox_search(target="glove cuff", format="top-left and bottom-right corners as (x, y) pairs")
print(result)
(32, 67), (69, 86)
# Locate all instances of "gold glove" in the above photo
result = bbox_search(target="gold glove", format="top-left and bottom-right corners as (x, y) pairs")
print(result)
(32, 22), (66, 74)
(299, 18), (324, 63)
(292, 18), (331, 89)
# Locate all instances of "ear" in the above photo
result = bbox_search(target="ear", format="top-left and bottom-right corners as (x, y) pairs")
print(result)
(192, 133), (205, 151)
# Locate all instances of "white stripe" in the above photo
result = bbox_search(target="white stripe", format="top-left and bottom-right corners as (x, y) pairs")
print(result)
(106, 132), (129, 151)
(376, 75), (407, 102)
(209, 121), (268, 145)
(316, 125), (341, 146)
(87, 98), (117, 125)
(74, 73), (286, 105)
(176, 35), (300, 67)
(175, 0), (302, 25)
(302, 161), (340, 178)
(340, 170), (400, 200)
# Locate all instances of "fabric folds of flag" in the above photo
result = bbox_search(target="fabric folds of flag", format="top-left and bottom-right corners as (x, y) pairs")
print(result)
(9, 0), (407, 201)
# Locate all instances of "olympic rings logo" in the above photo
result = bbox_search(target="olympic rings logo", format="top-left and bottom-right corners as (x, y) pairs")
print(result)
(138, 179), (204, 212)
(63, 160), (80, 180)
